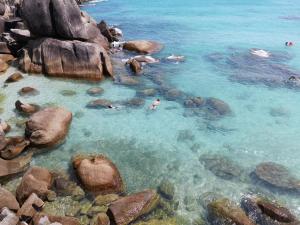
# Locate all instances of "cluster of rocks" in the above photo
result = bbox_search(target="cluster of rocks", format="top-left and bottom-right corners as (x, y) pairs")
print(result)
(205, 194), (299, 225)
(0, 153), (185, 225)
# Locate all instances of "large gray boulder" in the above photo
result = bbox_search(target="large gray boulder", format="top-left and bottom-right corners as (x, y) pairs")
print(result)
(19, 38), (113, 80)
(20, 0), (108, 48)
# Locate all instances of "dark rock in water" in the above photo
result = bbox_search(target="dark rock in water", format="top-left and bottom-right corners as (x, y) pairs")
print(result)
(60, 90), (77, 96)
(72, 154), (125, 194)
(97, 20), (118, 43)
(25, 107), (72, 147)
(184, 97), (205, 108)
(116, 76), (140, 86)
(0, 153), (32, 180)
(5, 72), (23, 83)
(158, 179), (175, 200)
(87, 87), (104, 96)
(253, 162), (300, 193)
(107, 190), (159, 225)
(205, 97), (231, 116)
(0, 136), (30, 160)
(206, 49), (300, 89)
(19, 38), (113, 80)
(21, 0), (108, 48)
(269, 107), (290, 117)
(207, 198), (255, 225)
(122, 97), (145, 108)
(164, 88), (183, 101)
(136, 88), (157, 97)
(198, 192), (224, 208)
(18, 87), (39, 96)
(177, 129), (195, 142)
(123, 40), (163, 54)
(199, 154), (243, 180)
(86, 99), (112, 109)
(128, 59), (142, 74)
(241, 195), (298, 225)
(15, 100), (39, 114)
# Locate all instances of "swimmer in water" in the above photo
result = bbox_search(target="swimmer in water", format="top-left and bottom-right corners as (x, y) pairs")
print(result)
(285, 41), (294, 47)
(149, 99), (160, 110)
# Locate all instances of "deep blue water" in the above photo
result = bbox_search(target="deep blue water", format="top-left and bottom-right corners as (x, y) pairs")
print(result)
(1, 0), (300, 220)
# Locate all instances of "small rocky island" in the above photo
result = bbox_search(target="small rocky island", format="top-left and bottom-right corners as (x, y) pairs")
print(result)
(0, 0), (299, 225)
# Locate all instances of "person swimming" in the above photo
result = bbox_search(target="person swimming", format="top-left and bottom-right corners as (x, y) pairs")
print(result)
(285, 41), (294, 46)
(149, 99), (160, 110)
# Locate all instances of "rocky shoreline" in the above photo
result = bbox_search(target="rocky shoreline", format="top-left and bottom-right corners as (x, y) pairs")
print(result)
(0, 0), (299, 224)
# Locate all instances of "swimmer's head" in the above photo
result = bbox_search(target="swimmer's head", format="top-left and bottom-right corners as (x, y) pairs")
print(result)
(157, 99), (160, 101)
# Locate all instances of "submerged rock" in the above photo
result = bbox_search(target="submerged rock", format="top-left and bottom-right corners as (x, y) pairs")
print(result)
(205, 98), (231, 116)
(107, 190), (159, 225)
(136, 88), (157, 97)
(18, 87), (39, 96)
(116, 76), (140, 86)
(25, 107), (72, 147)
(86, 99), (112, 109)
(241, 195), (298, 225)
(33, 213), (80, 225)
(253, 162), (300, 193)
(122, 97), (145, 108)
(87, 87), (104, 96)
(72, 154), (125, 194)
(184, 97), (205, 108)
(0, 187), (20, 211)
(60, 90), (77, 96)
(207, 198), (255, 225)
(123, 40), (163, 54)
(94, 194), (119, 206)
(19, 38), (113, 80)
(0, 208), (19, 225)
(199, 154), (243, 180)
(16, 166), (53, 203)
(158, 179), (175, 200)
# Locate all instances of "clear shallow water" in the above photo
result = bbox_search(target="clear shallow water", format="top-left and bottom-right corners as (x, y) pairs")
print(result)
(2, 0), (300, 221)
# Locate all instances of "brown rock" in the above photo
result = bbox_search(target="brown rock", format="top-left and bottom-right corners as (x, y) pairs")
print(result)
(0, 136), (30, 159)
(0, 42), (11, 54)
(96, 213), (110, 225)
(207, 198), (255, 225)
(97, 20), (117, 43)
(87, 87), (104, 96)
(86, 99), (113, 109)
(0, 187), (20, 211)
(0, 54), (15, 63)
(18, 87), (39, 96)
(0, 58), (8, 72)
(17, 193), (44, 221)
(33, 213), (80, 225)
(128, 59), (142, 74)
(19, 38), (113, 80)
(5, 72), (24, 83)
(107, 190), (159, 225)
(16, 166), (52, 203)
(0, 153), (32, 179)
(72, 154), (124, 194)
(25, 107), (72, 147)
(123, 40), (163, 54)
(15, 100), (40, 114)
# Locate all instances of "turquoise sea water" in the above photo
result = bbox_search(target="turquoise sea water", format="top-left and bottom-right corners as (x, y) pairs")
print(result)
(2, 0), (300, 221)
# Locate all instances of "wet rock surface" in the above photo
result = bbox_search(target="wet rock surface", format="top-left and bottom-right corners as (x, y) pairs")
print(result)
(18, 87), (39, 96)
(207, 198), (255, 225)
(25, 107), (72, 147)
(5, 72), (23, 83)
(72, 154), (124, 194)
(199, 154), (243, 180)
(241, 195), (299, 225)
(123, 40), (163, 54)
(107, 189), (159, 225)
(253, 162), (300, 193)
(87, 87), (104, 96)
(86, 99), (112, 109)
(16, 166), (53, 203)
(0, 186), (20, 211)
(0, 136), (30, 159)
